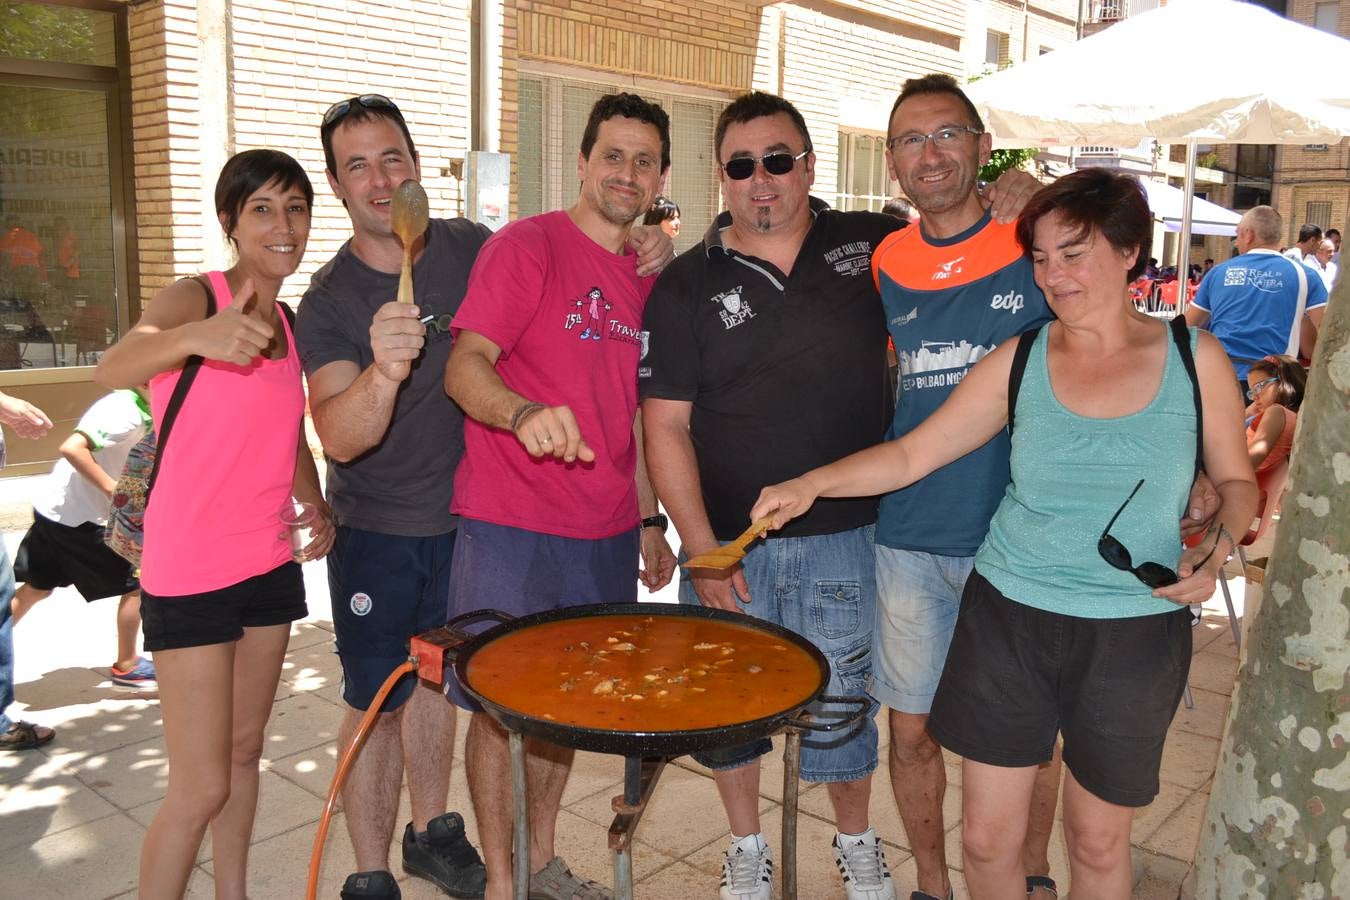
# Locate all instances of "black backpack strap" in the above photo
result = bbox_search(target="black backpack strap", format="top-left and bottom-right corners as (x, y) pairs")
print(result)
(1169, 314), (1204, 474)
(146, 275), (217, 492)
(1007, 325), (1043, 435)
(278, 300), (296, 329)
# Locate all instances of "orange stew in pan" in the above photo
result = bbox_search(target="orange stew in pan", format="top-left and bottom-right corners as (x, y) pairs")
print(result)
(465, 613), (822, 732)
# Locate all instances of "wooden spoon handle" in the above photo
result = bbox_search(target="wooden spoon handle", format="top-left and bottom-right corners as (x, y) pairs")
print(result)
(397, 249), (414, 304)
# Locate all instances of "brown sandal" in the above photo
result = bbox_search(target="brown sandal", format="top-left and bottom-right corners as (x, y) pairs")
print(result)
(0, 720), (54, 751)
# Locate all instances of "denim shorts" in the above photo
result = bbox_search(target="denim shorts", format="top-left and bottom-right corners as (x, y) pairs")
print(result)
(329, 526), (456, 712)
(445, 518), (639, 711)
(870, 546), (974, 715)
(678, 526), (879, 783)
(928, 570), (1191, 807)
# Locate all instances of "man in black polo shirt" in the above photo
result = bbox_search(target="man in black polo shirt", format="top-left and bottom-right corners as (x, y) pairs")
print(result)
(640, 91), (900, 900)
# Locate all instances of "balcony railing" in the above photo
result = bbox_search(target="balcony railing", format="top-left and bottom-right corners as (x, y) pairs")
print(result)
(1087, 0), (1126, 22)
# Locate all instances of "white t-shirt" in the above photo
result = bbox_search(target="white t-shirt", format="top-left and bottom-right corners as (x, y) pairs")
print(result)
(34, 390), (150, 526)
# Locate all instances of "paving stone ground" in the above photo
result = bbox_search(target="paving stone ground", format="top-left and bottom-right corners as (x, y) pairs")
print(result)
(0, 473), (1260, 898)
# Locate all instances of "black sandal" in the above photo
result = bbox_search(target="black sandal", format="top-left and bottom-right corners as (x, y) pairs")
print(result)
(1027, 874), (1058, 897)
(0, 720), (55, 752)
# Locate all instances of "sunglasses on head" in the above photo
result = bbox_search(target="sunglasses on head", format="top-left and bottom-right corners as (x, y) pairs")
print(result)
(721, 150), (809, 181)
(1098, 479), (1223, 589)
(322, 94), (400, 129)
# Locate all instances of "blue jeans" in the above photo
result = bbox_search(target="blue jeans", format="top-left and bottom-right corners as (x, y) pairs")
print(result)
(1, 539), (17, 732)
(677, 526), (880, 783)
(870, 546), (974, 715)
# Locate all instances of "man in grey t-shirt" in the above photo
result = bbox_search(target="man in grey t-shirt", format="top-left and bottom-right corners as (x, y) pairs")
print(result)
(295, 95), (490, 900)
(296, 95), (676, 900)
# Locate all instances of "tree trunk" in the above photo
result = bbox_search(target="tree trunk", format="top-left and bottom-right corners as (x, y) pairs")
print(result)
(1189, 274), (1350, 896)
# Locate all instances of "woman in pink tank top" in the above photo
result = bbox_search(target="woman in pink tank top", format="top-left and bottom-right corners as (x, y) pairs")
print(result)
(96, 150), (333, 900)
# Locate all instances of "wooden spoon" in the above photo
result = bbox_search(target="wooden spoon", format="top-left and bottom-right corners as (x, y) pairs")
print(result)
(681, 517), (774, 572)
(390, 179), (429, 304)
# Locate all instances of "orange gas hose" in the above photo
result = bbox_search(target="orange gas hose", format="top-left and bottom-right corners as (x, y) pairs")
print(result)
(306, 659), (416, 900)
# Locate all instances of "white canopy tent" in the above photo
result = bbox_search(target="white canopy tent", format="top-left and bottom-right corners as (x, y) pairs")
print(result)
(1137, 179), (1241, 236)
(965, 0), (1350, 305)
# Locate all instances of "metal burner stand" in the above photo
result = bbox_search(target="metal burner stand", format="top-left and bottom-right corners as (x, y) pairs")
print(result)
(507, 729), (804, 900)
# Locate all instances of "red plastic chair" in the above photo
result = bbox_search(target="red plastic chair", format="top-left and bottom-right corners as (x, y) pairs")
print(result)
(1216, 457), (1291, 653)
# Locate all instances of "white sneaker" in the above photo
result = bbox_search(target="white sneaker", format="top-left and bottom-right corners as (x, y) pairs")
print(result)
(720, 834), (773, 900)
(832, 829), (895, 900)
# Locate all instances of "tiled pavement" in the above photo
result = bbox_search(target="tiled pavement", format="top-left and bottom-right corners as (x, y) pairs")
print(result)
(0, 509), (1257, 899)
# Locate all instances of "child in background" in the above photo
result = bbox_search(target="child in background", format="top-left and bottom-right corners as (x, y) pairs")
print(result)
(1244, 355), (1306, 474)
(11, 388), (155, 688)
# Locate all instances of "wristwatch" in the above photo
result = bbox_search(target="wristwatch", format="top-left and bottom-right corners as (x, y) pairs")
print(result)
(641, 514), (669, 531)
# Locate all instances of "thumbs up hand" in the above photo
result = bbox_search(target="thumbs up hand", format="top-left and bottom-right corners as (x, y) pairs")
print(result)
(190, 278), (276, 366)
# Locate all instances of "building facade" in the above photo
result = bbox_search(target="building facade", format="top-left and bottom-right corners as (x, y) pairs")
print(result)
(0, 0), (1076, 470)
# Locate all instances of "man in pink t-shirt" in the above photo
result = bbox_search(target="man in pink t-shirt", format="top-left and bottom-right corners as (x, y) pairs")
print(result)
(444, 92), (677, 900)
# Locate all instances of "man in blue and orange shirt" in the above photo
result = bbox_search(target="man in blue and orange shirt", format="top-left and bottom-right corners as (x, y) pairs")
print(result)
(870, 74), (1058, 900)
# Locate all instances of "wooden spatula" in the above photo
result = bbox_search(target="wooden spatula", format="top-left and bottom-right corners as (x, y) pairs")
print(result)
(681, 517), (773, 571)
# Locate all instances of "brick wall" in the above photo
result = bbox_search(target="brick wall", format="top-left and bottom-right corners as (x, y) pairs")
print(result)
(774, 3), (963, 196)
(512, 0), (760, 91)
(128, 0), (202, 306)
(128, 0), (474, 310)
(986, 0), (1077, 64)
(229, 0), (474, 304)
(830, 0), (965, 40)
(1273, 0), (1349, 240)
(500, 0), (762, 214)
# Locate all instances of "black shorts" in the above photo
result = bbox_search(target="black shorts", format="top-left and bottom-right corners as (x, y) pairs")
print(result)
(140, 561), (307, 652)
(14, 510), (138, 601)
(928, 569), (1191, 808)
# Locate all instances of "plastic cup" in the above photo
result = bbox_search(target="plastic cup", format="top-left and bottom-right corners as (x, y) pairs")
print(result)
(279, 498), (317, 561)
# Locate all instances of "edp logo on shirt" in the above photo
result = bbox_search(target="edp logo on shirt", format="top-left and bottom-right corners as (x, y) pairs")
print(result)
(990, 291), (1024, 313)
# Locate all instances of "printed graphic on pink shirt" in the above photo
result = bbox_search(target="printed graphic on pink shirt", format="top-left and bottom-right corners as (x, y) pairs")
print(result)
(568, 286), (611, 340)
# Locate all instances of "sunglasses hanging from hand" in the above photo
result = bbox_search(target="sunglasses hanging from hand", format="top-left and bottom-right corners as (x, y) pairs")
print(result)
(1098, 479), (1224, 588)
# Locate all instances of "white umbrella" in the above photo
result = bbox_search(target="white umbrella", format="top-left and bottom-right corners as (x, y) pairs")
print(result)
(1137, 179), (1240, 236)
(966, 0), (1350, 300)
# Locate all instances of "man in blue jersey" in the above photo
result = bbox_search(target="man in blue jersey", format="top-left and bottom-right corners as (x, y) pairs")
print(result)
(1186, 205), (1327, 391)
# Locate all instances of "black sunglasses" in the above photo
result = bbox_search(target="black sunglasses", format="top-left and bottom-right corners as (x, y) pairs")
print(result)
(1098, 479), (1221, 588)
(721, 150), (809, 181)
(322, 94), (400, 129)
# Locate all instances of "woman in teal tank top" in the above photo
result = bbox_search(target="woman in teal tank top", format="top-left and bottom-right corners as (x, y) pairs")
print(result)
(750, 169), (1257, 900)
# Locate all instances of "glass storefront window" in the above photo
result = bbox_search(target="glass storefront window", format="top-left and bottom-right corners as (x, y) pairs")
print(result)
(0, 82), (118, 369)
(0, 1), (116, 66)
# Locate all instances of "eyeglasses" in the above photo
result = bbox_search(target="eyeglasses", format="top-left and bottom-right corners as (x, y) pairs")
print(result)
(1246, 376), (1279, 400)
(721, 150), (809, 181)
(322, 94), (400, 129)
(1098, 479), (1223, 588)
(886, 126), (984, 157)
